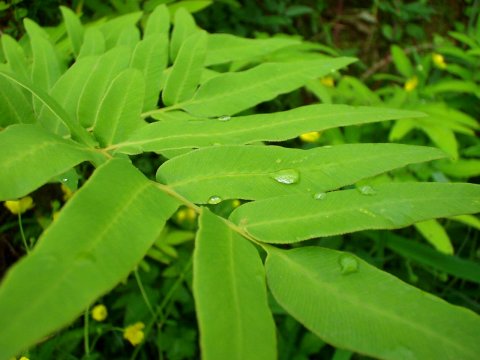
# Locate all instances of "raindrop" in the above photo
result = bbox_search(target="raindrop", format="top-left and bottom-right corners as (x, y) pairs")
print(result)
(358, 185), (376, 196)
(207, 195), (222, 204)
(270, 169), (299, 185)
(217, 115), (231, 121)
(339, 254), (359, 275)
(313, 192), (327, 200)
(61, 178), (68, 183)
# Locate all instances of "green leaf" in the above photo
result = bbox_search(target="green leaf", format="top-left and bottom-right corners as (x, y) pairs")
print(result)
(450, 215), (480, 230)
(419, 123), (458, 160)
(144, 4), (170, 38)
(181, 58), (356, 117)
(383, 234), (480, 284)
(435, 159), (480, 178)
(73, 47), (131, 128)
(0, 71), (94, 145)
(205, 34), (300, 66)
(0, 76), (35, 126)
(0, 124), (93, 201)
(157, 144), (445, 203)
(265, 246), (480, 359)
(0, 159), (179, 359)
(115, 26), (140, 48)
(162, 31), (207, 106)
(92, 69), (146, 147)
(60, 6), (84, 58)
(25, 19), (64, 91)
(130, 35), (169, 111)
(414, 219), (453, 254)
(1, 34), (29, 79)
(194, 209), (276, 360)
(77, 28), (105, 59)
(230, 183), (480, 243)
(99, 12), (142, 49)
(170, 7), (198, 61)
(129, 105), (419, 154)
(168, 0), (212, 16)
(391, 45), (413, 78)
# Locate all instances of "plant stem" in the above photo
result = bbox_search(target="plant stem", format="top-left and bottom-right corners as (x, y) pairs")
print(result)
(18, 212), (30, 254)
(134, 267), (156, 317)
(130, 256), (192, 360)
(84, 306), (90, 356)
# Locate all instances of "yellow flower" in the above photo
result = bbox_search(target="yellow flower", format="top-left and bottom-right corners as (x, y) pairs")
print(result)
(91, 304), (108, 322)
(320, 76), (335, 87)
(432, 53), (447, 69)
(4, 196), (34, 215)
(124, 322), (145, 346)
(404, 76), (418, 92)
(61, 184), (74, 201)
(299, 131), (321, 143)
(176, 207), (197, 222)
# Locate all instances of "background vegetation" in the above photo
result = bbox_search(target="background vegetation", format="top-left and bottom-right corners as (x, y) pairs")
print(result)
(1, 0), (479, 359)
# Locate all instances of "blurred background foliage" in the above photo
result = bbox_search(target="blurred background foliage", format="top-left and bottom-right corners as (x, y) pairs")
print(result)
(1, 0), (479, 359)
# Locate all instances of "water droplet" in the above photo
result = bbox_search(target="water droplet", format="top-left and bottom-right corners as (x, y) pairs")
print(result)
(61, 178), (68, 183)
(217, 115), (231, 121)
(207, 195), (222, 204)
(339, 254), (359, 275)
(270, 169), (299, 185)
(313, 192), (327, 200)
(75, 251), (97, 265)
(358, 185), (376, 196)
(275, 158), (282, 164)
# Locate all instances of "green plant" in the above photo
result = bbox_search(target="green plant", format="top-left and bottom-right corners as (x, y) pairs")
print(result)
(0, 4), (480, 360)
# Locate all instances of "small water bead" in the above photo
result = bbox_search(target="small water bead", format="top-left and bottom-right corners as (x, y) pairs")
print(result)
(270, 169), (300, 185)
(358, 185), (376, 196)
(313, 192), (327, 200)
(207, 195), (222, 204)
(217, 115), (231, 121)
(339, 254), (359, 275)
(275, 158), (282, 164)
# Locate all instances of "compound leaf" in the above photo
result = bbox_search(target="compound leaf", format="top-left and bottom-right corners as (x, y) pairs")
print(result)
(230, 183), (480, 243)
(181, 58), (356, 117)
(266, 246), (480, 359)
(157, 144), (445, 203)
(194, 209), (276, 360)
(120, 105), (422, 154)
(93, 68), (146, 147)
(162, 31), (207, 106)
(0, 159), (179, 359)
(0, 124), (93, 200)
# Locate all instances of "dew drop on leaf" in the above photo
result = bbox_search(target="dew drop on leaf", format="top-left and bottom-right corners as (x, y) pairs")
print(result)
(207, 195), (222, 204)
(339, 254), (359, 275)
(270, 169), (300, 185)
(217, 115), (231, 121)
(313, 192), (327, 200)
(358, 185), (376, 196)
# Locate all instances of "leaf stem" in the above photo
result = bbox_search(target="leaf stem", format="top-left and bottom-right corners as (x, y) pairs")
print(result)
(141, 104), (183, 118)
